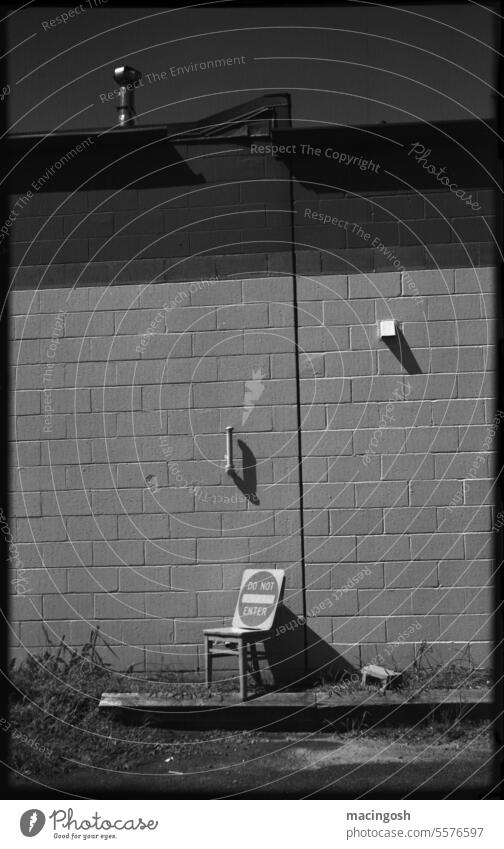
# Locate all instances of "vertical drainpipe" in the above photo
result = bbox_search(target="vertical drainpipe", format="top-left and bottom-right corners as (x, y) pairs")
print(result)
(283, 96), (309, 678)
(495, 80), (504, 736)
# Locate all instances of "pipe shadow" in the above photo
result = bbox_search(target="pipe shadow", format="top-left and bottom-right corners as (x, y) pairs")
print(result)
(229, 439), (259, 505)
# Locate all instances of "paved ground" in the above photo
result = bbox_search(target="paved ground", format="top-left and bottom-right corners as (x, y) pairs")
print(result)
(10, 728), (497, 798)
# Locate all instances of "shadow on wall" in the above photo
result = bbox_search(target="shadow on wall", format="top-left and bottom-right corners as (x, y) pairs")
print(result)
(278, 124), (498, 196)
(6, 137), (207, 194)
(229, 439), (259, 504)
(262, 603), (356, 688)
(383, 327), (423, 375)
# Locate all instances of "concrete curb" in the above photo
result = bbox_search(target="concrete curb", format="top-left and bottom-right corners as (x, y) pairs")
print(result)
(99, 688), (492, 730)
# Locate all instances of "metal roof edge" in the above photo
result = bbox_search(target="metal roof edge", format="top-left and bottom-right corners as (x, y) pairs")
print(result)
(5, 93), (292, 146)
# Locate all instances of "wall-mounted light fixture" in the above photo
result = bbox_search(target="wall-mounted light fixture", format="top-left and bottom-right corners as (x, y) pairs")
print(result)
(378, 319), (397, 339)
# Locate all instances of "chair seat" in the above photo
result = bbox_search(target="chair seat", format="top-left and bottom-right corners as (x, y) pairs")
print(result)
(204, 627), (270, 638)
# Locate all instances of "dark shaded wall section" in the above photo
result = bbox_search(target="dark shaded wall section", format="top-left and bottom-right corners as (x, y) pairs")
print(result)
(5, 130), (291, 288)
(4, 119), (499, 289)
(284, 121), (498, 276)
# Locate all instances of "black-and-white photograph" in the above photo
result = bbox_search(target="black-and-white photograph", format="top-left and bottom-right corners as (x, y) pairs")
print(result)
(0, 0), (502, 825)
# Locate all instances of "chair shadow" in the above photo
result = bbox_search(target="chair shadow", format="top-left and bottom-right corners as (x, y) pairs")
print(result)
(383, 327), (423, 374)
(262, 603), (356, 688)
(229, 439), (259, 504)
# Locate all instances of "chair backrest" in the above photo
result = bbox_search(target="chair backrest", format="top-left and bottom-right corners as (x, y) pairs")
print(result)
(232, 568), (285, 631)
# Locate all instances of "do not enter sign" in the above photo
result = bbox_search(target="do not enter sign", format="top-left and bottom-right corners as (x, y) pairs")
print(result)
(233, 569), (285, 631)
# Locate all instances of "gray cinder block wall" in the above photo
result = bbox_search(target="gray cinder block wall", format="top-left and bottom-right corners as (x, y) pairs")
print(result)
(8, 267), (496, 675)
(6, 109), (497, 678)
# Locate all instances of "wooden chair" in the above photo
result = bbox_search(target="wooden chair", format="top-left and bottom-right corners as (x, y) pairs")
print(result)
(204, 568), (285, 700)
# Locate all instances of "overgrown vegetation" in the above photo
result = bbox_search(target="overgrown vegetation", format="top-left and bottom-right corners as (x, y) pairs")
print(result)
(8, 627), (236, 780)
(8, 631), (492, 782)
(313, 641), (491, 697)
(397, 641), (491, 694)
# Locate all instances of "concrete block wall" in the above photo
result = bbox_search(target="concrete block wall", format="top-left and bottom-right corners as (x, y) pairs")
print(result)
(9, 266), (496, 677)
(5, 136), (295, 677)
(6, 120), (497, 679)
(293, 188), (496, 275)
(297, 266), (496, 673)
(5, 137), (293, 292)
(9, 273), (305, 676)
(283, 117), (498, 279)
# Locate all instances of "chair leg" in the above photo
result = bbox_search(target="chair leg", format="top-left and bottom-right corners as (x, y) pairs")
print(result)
(205, 636), (212, 689)
(250, 642), (262, 689)
(238, 639), (247, 701)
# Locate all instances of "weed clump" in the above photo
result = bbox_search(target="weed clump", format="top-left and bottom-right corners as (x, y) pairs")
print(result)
(9, 628), (167, 779)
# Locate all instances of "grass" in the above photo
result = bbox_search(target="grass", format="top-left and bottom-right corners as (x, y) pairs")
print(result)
(312, 641), (492, 698)
(8, 627), (249, 780)
(397, 641), (491, 693)
(8, 631), (492, 781)
(337, 714), (493, 747)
